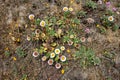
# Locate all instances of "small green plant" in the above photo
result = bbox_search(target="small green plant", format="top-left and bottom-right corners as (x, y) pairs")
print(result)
(4, 50), (11, 57)
(101, 15), (114, 28)
(20, 74), (27, 80)
(72, 18), (80, 25)
(76, 10), (87, 18)
(85, 0), (97, 9)
(113, 24), (119, 31)
(16, 47), (26, 57)
(75, 46), (101, 68)
(35, 18), (40, 25)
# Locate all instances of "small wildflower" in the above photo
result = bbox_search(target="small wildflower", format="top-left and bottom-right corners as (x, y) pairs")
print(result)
(97, 0), (102, 4)
(55, 49), (61, 54)
(57, 29), (62, 35)
(63, 7), (69, 12)
(86, 18), (95, 24)
(50, 52), (55, 58)
(61, 69), (65, 74)
(48, 59), (54, 65)
(60, 55), (66, 62)
(27, 35), (31, 41)
(42, 56), (47, 61)
(40, 20), (46, 27)
(35, 29), (40, 34)
(112, 7), (117, 11)
(74, 44), (80, 49)
(55, 63), (61, 69)
(85, 28), (90, 33)
(116, 11), (120, 15)
(108, 16), (114, 21)
(11, 36), (16, 41)
(68, 40), (73, 46)
(36, 34), (40, 38)
(16, 38), (20, 42)
(96, 24), (100, 27)
(69, 7), (73, 12)
(5, 47), (9, 50)
(70, 35), (74, 39)
(67, 49), (71, 53)
(33, 51), (39, 57)
(41, 33), (46, 38)
(60, 46), (65, 51)
(12, 57), (17, 61)
(70, 0), (74, 4)
(28, 14), (35, 20)
(80, 37), (86, 42)
(31, 25), (36, 31)
(106, 2), (111, 7)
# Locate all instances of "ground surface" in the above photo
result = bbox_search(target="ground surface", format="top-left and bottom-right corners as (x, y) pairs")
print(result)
(0, 0), (120, 80)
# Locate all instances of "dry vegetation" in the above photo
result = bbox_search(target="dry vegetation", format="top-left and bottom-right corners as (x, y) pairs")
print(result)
(0, 0), (120, 80)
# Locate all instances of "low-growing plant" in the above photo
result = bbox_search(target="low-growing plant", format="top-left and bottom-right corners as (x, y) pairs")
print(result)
(101, 15), (114, 28)
(16, 47), (26, 57)
(85, 0), (97, 10)
(113, 24), (119, 31)
(75, 46), (101, 68)
(4, 50), (11, 57)
(76, 10), (87, 18)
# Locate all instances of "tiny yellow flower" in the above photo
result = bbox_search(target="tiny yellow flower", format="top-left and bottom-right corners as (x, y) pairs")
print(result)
(40, 20), (46, 27)
(60, 46), (65, 51)
(69, 7), (73, 12)
(5, 47), (9, 50)
(61, 69), (65, 74)
(70, 0), (74, 4)
(70, 34), (74, 38)
(41, 33), (46, 38)
(15, 24), (19, 27)
(12, 57), (17, 61)
(17, 38), (20, 42)
(44, 47), (47, 51)
(67, 49), (71, 53)
(63, 7), (69, 12)
(51, 47), (54, 51)
(96, 24), (100, 27)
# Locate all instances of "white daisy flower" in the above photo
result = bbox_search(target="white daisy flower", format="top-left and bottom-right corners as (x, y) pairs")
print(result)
(50, 52), (55, 58)
(33, 51), (39, 57)
(63, 7), (69, 12)
(108, 16), (114, 21)
(60, 55), (66, 62)
(42, 56), (47, 61)
(40, 20), (46, 27)
(55, 49), (61, 54)
(55, 63), (61, 69)
(28, 14), (35, 20)
(60, 46), (65, 51)
(48, 59), (54, 65)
